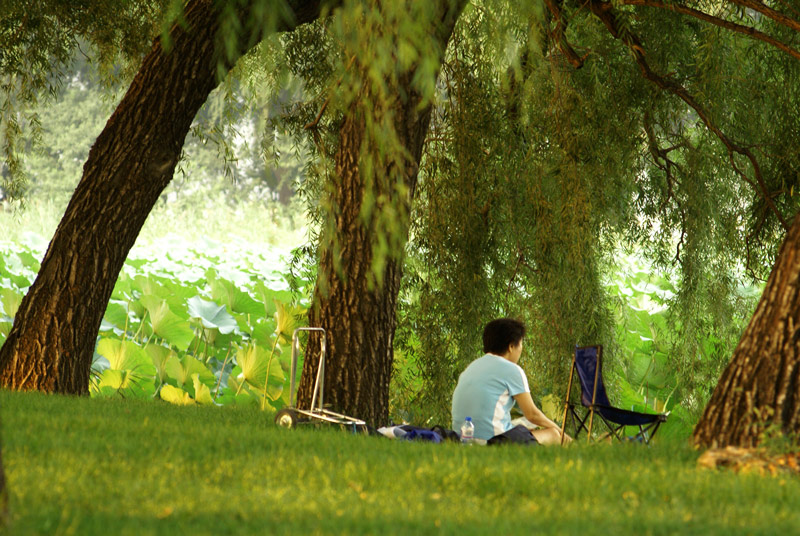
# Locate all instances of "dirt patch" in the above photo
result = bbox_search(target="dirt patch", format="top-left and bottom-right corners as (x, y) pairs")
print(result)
(697, 446), (800, 476)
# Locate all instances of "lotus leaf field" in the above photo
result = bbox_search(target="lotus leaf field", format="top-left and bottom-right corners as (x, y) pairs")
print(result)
(0, 232), (758, 435)
(0, 233), (310, 412)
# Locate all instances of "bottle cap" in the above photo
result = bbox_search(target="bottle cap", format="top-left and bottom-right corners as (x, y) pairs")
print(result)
(465, 416), (472, 422)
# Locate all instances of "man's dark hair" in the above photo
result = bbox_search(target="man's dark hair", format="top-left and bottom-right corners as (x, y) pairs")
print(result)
(483, 318), (526, 354)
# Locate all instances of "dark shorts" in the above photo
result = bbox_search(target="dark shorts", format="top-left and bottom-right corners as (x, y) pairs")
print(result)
(487, 424), (539, 446)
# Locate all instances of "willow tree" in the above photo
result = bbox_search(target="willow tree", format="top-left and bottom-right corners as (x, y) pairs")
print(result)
(389, 0), (800, 442)
(580, 0), (800, 447)
(1, 1), (172, 518)
(0, 0), (334, 392)
(541, 1), (800, 447)
(548, 0), (800, 440)
(693, 213), (800, 447)
(2, 0), (466, 426)
(0, 0), (170, 200)
(277, 0), (466, 425)
(398, 5), (640, 422)
(268, 0), (799, 433)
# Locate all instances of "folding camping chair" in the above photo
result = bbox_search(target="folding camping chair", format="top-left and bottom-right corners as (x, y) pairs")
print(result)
(559, 345), (668, 445)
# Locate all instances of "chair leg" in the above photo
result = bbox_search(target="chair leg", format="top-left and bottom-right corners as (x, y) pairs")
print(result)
(565, 405), (589, 439)
(609, 424), (624, 441)
(640, 420), (663, 445)
(587, 414), (665, 445)
(596, 416), (625, 442)
(572, 408), (590, 439)
(587, 408), (596, 440)
(627, 420), (663, 445)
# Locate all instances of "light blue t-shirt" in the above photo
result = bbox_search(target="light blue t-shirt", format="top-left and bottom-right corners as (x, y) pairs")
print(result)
(451, 354), (530, 440)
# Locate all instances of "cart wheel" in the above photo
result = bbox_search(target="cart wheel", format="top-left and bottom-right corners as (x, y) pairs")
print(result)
(275, 408), (299, 429)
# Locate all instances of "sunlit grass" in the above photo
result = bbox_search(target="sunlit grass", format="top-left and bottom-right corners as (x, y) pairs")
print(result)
(3, 391), (799, 535)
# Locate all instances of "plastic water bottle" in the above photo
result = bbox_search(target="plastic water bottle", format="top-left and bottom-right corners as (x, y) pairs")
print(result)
(461, 416), (475, 445)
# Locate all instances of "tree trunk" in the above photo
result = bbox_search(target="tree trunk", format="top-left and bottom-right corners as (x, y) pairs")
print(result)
(297, 0), (465, 426)
(0, 0), (329, 393)
(299, 97), (408, 426)
(694, 213), (800, 448)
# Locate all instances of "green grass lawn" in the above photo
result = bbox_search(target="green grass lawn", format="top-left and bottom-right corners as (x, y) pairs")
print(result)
(2, 391), (798, 535)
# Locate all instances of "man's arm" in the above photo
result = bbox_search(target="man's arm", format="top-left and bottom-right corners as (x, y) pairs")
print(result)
(513, 392), (561, 430)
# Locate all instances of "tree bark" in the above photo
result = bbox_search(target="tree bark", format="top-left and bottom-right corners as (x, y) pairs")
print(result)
(297, 0), (466, 426)
(694, 213), (800, 448)
(0, 0), (330, 393)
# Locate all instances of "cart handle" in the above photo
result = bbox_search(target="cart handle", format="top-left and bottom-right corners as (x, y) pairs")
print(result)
(289, 327), (327, 409)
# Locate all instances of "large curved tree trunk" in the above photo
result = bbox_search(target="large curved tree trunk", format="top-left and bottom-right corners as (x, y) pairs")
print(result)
(297, 0), (465, 426)
(0, 0), (329, 392)
(300, 97), (409, 426)
(694, 214), (800, 448)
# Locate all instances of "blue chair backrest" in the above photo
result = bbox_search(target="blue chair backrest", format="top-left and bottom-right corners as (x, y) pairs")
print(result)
(574, 346), (611, 407)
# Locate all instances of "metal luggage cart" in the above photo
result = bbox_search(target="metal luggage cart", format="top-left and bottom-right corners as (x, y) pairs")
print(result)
(274, 327), (368, 433)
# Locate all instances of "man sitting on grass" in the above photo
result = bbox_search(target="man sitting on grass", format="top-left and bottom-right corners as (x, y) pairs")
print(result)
(451, 318), (571, 445)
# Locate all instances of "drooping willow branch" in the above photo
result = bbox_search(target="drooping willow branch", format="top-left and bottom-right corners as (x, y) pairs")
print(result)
(543, 0), (587, 68)
(588, 0), (790, 231)
(620, 0), (800, 62)
(304, 54), (358, 131)
(728, 0), (800, 33)
(643, 112), (688, 262)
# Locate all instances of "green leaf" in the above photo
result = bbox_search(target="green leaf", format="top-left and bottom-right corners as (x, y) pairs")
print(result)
(131, 275), (165, 298)
(165, 354), (215, 390)
(161, 278), (199, 302)
(16, 250), (40, 272)
(95, 369), (155, 399)
(187, 296), (237, 334)
(125, 258), (150, 271)
(192, 373), (215, 405)
(232, 312), (254, 335)
(145, 343), (175, 383)
(266, 392), (287, 411)
(91, 349), (110, 375)
(251, 318), (278, 348)
(0, 288), (22, 318)
(540, 393), (561, 421)
(140, 294), (195, 350)
(235, 345), (269, 389)
(627, 352), (654, 386)
(0, 252), (31, 288)
(112, 273), (135, 301)
(196, 326), (236, 350)
(96, 338), (157, 377)
(95, 369), (127, 397)
(226, 374), (244, 395)
(218, 380), (256, 406)
(103, 301), (130, 331)
(7, 273), (30, 288)
(160, 384), (195, 406)
(208, 272), (264, 315)
(232, 343), (286, 403)
(128, 298), (146, 320)
(274, 301), (305, 344)
(254, 282), (293, 316)
(0, 321), (12, 342)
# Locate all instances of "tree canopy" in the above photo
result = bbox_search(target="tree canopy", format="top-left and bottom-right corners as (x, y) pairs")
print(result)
(0, 0), (172, 196)
(264, 0), (800, 427)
